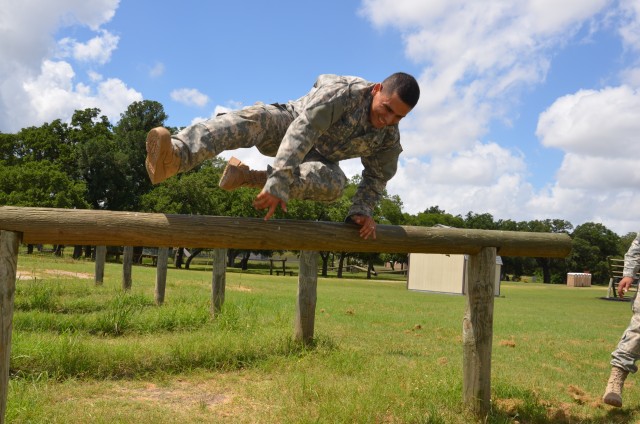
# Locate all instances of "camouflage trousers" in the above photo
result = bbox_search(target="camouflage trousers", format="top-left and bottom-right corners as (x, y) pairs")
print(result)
(611, 293), (640, 373)
(171, 103), (346, 202)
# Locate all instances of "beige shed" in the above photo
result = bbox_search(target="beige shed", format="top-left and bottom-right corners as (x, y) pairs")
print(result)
(407, 253), (502, 296)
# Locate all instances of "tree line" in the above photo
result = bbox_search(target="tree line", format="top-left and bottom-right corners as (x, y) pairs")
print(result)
(0, 101), (634, 284)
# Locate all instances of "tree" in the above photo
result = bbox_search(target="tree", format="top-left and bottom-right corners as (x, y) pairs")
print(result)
(404, 206), (464, 228)
(14, 120), (72, 165)
(0, 133), (19, 164)
(617, 232), (637, 258)
(520, 219), (573, 284)
(113, 100), (170, 207)
(568, 222), (620, 285)
(464, 212), (496, 230)
(0, 160), (88, 209)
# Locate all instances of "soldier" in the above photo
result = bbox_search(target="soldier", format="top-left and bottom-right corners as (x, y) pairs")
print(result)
(145, 72), (420, 239)
(604, 232), (640, 407)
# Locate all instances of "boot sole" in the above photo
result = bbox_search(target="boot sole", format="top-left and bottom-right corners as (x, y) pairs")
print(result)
(218, 157), (244, 190)
(603, 393), (622, 407)
(145, 128), (172, 184)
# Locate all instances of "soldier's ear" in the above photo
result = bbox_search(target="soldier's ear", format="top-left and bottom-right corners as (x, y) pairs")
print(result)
(372, 83), (383, 95)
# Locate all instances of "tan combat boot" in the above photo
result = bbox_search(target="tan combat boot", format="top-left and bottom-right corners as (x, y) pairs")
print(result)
(603, 366), (629, 407)
(145, 127), (181, 185)
(218, 157), (267, 190)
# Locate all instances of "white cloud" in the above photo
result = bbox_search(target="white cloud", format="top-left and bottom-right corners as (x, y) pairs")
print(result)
(170, 88), (209, 107)
(387, 142), (531, 218)
(620, 66), (640, 86)
(529, 83), (640, 233)
(21, 60), (141, 126)
(58, 30), (119, 64)
(537, 86), (640, 158)
(619, 0), (640, 51)
(0, 0), (127, 132)
(358, 0), (640, 235)
(149, 62), (165, 78)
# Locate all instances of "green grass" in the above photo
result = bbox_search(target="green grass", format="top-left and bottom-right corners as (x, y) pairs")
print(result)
(5, 252), (639, 423)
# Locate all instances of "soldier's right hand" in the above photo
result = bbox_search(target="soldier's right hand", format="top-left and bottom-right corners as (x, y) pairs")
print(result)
(618, 276), (635, 297)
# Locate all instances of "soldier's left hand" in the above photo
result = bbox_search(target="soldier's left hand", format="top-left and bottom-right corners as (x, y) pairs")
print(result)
(253, 191), (287, 220)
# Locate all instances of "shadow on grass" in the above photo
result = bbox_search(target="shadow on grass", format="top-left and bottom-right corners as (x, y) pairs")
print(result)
(488, 385), (638, 424)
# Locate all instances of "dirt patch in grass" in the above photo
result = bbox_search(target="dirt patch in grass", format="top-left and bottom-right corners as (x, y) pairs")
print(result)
(17, 269), (94, 280)
(499, 339), (516, 348)
(113, 380), (233, 411)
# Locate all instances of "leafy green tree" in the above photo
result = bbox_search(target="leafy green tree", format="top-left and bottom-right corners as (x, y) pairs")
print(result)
(140, 162), (222, 215)
(403, 206), (464, 228)
(617, 232), (637, 258)
(520, 219), (573, 284)
(568, 222), (620, 284)
(67, 109), (129, 210)
(464, 211), (496, 230)
(0, 160), (88, 208)
(0, 133), (19, 164)
(113, 100), (170, 204)
(14, 120), (72, 165)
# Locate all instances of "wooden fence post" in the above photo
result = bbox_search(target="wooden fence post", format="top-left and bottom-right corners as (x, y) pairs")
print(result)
(463, 247), (496, 417)
(155, 247), (169, 305)
(0, 231), (20, 424)
(295, 250), (317, 345)
(94, 245), (106, 285)
(122, 246), (133, 291)
(211, 248), (227, 316)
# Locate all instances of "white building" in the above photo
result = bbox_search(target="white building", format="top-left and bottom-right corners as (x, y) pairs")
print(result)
(407, 253), (503, 296)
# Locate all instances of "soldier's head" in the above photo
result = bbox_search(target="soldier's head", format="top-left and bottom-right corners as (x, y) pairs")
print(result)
(370, 72), (420, 129)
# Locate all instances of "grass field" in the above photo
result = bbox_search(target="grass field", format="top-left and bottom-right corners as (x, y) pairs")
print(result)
(4, 251), (640, 423)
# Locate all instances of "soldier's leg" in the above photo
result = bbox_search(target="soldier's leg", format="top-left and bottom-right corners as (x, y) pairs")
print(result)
(604, 295), (640, 406)
(610, 296), (640, 373)
(146, 104), (292, 184)
(287, 155), (347, 202)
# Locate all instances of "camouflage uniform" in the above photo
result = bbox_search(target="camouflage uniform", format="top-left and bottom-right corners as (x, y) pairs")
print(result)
(171, 74), (402, 217)
(611, 233), (640, 372)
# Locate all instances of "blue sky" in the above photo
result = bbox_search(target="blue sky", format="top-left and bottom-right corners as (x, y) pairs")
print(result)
(1, 0), (640, 235)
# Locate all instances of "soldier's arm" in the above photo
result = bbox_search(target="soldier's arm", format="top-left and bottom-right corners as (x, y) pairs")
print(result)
(347, 143), (402, 218)
(262, 91), (348, 203)
(623, 233), (640, 277)
(618, 233), (640, 296)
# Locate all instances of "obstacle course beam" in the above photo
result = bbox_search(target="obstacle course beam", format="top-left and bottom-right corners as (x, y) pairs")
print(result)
(0, 207), (570, 257)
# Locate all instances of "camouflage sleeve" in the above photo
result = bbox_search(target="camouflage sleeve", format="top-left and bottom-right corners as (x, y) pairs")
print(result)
(347, 143), (402, 218)
(262, 87), (347, 203)
(623, 232), (640, 277)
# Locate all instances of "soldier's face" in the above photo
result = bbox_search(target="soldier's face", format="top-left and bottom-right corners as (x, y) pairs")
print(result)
(369, 83), (412, 129)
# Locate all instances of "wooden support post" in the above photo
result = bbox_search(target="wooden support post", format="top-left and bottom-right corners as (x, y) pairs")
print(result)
(155, 247), (169, 305)
(295, 250), (317, 345)
(0, 230), (20, 424)
(211, 248), (227, 316)
(94, 245), (106, 285)
(122, 246), (133, 291)
(463, 247), (496, 417)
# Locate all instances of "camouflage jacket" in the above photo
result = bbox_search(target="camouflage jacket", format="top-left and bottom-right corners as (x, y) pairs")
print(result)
(261, 74), (402, 217)
(624, 233), (640, 277)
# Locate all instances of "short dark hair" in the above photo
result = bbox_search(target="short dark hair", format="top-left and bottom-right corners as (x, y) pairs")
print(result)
(382, 72), (420, 108)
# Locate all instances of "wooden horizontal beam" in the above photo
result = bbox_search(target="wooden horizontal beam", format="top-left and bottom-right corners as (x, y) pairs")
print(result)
(0, 207), (571, 257)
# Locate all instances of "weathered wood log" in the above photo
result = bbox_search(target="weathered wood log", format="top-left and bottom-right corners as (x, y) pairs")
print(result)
(94, 245), (106, 285)
(295, 251), (317, 345)
(211, 248), (227, 316)
(463, 247), (496, 417)
(155, 247), (169, 305)
(0, 207), (571, 257)
(0, 231), (20, 424)
(122, 246), (133, 291)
